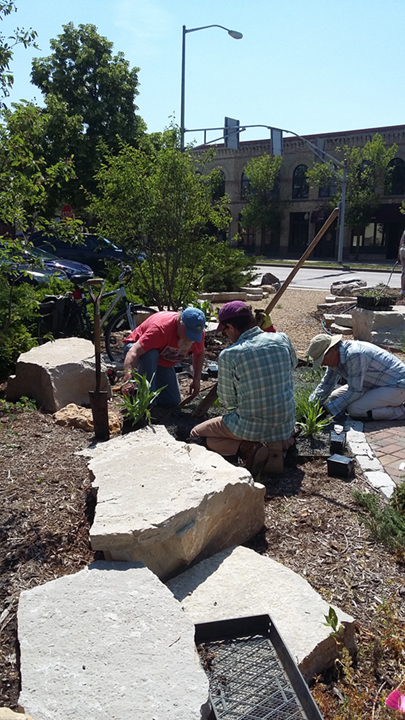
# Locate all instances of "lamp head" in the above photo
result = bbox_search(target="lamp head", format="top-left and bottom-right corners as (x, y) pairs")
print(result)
(228, 30), (243, 39)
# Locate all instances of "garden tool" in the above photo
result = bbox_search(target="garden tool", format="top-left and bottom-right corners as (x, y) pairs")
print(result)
(88, 278), (110, 440)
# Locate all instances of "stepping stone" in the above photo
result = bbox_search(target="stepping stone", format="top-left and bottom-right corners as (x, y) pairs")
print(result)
(167, 546), (356, 682)
(6, 338), (111, 412)
(18, 561), (210, 720)
(88, 427), (265, 579)
(330, 323), (352, 335)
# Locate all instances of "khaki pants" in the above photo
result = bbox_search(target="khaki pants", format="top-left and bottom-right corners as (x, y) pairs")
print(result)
(328, 385), (405, 420)
(190, 417), (244, 455)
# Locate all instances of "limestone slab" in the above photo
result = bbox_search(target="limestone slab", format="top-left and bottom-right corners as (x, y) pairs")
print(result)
(6, 338), (111, 412)
(18, 561), (209, 720)
(167, 546), (355, 682)
(88, 427), (265, 579)
(356, 454), (383, 473)
(364, 471), (396, 498)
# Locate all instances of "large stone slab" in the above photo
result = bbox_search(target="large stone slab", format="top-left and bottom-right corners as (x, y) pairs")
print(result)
(6, 338), (111, 412)
(88, 426), (265, 580)
(18, 561), (210, 720)
(352, 306), (405, 347)
(167, 546), (356, 682)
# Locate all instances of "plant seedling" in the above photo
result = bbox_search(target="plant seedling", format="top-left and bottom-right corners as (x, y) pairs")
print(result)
(120, 372), (166, 427)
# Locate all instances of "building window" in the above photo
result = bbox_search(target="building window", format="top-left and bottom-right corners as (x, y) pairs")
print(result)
(385, 158), (405, 196)
(213, 169), (226, 201)
(288, 212), (309, 253)
(241, 172), (251, 199)
(351, 223), (385, 254)
(292, 165), (309, 199)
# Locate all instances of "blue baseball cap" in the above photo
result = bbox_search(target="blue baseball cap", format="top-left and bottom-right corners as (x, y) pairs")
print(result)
(181, 307), (206, 342)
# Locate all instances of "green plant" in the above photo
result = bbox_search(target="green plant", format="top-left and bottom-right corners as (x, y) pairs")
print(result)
(200, 242), (258, 292)
(190, 299), (212, 321)
(0, 396), (36, 419)
(296, 397), (330, 437)
(352, 487), (405, 554)
(358, 283), (388, 299)
(119, 372), (165, 426)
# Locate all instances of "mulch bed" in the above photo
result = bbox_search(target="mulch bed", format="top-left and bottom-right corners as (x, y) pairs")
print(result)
(1, 321), (404, 716)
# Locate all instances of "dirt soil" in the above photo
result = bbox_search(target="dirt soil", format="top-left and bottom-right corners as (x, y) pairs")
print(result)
(1, 288), (405, 718)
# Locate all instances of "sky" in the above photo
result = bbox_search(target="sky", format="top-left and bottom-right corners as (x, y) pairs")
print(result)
(4, 0), (405, 145)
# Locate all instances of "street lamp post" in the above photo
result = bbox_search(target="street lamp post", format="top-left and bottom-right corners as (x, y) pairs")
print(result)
(180, 24), (242, 150)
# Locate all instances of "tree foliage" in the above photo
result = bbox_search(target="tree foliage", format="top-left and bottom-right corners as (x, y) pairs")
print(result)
(306, 134), (397, 230)
(30, 22), (145, 210)
(90, 130), (231, 309)
(240, 153), (284, 253)
(0, 1), (37, 105)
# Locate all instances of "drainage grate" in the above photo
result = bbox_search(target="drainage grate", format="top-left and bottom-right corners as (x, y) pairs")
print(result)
(196, 615), (323, 720)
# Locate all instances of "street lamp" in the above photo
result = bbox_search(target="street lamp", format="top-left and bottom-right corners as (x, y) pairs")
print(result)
(180, 24), (243, 150)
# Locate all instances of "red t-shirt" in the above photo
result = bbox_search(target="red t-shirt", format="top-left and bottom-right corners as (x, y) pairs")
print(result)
(124, 311), (205, 368)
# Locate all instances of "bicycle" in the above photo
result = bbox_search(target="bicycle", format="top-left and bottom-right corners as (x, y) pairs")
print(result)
(38, 266), (157, 364)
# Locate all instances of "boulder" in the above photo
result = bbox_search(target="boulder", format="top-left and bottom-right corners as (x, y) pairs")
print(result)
(6, 338), (111, 413)
(53, 403), (122, 434)
(330, 279), (367, 296)
(0, 711), (34, 720)
(18, 561), (210, 720)
(167, 546), (356, 682)
(352, 307), (405, 346)
(87, 426), (265, 580)
(260, 271), (281, 289)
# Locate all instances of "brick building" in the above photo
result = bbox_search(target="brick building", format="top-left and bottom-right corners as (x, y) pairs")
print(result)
(203, 124), (405, 261)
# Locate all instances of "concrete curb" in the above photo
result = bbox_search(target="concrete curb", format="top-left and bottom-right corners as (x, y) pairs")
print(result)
(345, 419), (396, 499)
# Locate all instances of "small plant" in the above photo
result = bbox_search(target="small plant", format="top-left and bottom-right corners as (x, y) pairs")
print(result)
(120, 372), (165, 427)
(296, 396), (330, 437)
(353, 486), (405, 555)
(0, 396), (36, 418)
(190, 299), (212, 321)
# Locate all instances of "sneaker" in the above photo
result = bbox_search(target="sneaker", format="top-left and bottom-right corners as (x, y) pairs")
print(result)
(239, 441), (269, 477)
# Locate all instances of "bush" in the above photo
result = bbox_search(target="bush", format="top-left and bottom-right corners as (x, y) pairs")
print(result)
(0, 276), (39, 380)
(201, 243), (258, 292)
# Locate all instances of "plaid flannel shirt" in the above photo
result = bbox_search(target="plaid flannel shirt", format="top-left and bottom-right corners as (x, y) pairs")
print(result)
(219, 327), (297, 442)
(310, 340), (405, 416)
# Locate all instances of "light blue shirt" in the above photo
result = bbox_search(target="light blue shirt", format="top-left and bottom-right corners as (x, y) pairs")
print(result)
(219, 327), (297, 442)
(310, 340), (405, 416)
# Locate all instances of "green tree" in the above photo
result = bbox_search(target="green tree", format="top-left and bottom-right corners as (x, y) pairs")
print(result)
(89, 129), (231, 309)
(240, 153), (284, 254)
(306, 134), (397, 232)
(0, 1), (37, 104)
(31, 22), (145, 210)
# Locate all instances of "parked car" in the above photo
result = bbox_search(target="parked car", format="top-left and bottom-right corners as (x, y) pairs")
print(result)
(0, 242), (93, 284)
(30, 231), (124, 273)
(25, 246), (94, 281)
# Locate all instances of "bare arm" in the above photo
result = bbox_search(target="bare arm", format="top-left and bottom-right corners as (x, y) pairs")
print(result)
(121, 340), (147, 394)
(189, 351), (205, 398)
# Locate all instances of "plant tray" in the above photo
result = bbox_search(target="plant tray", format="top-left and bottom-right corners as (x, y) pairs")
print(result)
(356, 295), (393, 310)
(195, 614), (323, 720)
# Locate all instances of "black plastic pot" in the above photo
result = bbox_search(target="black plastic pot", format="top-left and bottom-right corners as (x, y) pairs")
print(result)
(356, 295), (393, 310)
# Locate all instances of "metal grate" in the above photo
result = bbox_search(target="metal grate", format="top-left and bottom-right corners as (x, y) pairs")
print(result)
(203, 634), (309, 720)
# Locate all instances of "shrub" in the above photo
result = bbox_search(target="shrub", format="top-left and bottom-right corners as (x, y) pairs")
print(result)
(201, 243), (258, 292)
(353, 486), (405, 554)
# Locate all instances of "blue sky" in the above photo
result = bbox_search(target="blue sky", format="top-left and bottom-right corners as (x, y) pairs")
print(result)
(4, 0), (405, 144)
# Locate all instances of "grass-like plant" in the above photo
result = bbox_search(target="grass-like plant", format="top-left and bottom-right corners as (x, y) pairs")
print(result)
(120, 372), (166, 427)
(296, 397), (330, 437)
(353, 484), (405, 554)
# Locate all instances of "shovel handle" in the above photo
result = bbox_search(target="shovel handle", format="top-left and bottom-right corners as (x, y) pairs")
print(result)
(87, 278), (105, 305)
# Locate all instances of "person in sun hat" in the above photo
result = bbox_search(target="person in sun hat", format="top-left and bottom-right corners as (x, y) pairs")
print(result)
(189, 301), (297, 475)
(121, 308), (205, 407)
(307, 333), (405, 421)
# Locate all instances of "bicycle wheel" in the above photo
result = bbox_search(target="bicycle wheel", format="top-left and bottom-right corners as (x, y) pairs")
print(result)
(104, 305), (157, 363)
(61, 306), (85, 338)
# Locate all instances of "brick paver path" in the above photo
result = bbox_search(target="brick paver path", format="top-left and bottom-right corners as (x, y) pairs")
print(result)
(363, 421), (405, 485)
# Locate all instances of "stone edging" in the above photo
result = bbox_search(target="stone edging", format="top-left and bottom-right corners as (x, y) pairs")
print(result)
(345, 419), (396, 499)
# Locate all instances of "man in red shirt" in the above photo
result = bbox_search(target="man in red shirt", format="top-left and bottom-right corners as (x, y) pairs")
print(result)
(121, 308), (206, 407)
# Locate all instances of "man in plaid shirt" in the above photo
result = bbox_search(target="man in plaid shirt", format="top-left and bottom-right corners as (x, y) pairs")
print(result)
(307, 334), (405, 420)
(190, 301), (297, 475)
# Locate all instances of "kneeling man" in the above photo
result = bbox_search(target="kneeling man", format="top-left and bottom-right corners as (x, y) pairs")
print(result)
(307, 334), (405, 421)
(190, 301), (297, 474)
